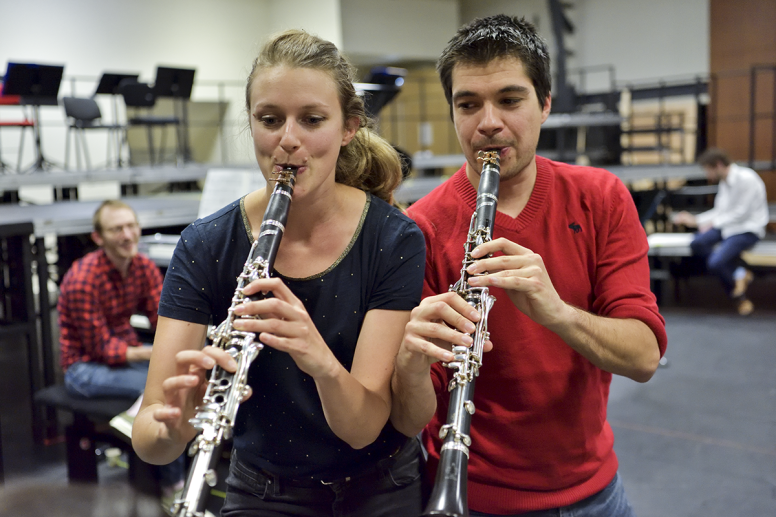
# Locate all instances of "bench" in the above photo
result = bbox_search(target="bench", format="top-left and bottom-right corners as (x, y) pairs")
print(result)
(33, 385), (159, 494)
(647, 233), (776, 264)
(647, 232), (776, 301)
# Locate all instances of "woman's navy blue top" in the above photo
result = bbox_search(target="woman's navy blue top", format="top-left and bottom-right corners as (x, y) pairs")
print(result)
(158, 193), (425, 479)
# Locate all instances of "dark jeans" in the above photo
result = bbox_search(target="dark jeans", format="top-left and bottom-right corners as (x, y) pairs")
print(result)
(690, 229), (759, 297)
(221, 438), (424, 517)
(469, 472), (634, 517)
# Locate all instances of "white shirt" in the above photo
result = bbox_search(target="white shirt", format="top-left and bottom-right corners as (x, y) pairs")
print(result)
(695, 163), (769, 239)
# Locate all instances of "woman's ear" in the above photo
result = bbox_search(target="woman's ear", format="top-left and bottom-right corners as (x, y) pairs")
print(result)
(342, 116), (359, 146)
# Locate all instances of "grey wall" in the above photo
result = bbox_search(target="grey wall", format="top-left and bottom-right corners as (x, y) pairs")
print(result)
(576, 0), (709, 89)
(340, 0), (459, 66)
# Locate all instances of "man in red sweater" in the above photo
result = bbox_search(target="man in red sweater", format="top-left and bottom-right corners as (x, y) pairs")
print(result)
(390, 15), (667, 516)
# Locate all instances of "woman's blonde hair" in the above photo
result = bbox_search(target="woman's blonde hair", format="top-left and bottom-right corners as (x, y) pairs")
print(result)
(246, 29), (401, 204)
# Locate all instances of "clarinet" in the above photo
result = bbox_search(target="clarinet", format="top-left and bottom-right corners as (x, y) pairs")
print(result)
(423, 150), (500, 517)
(171, 166), (297, 517)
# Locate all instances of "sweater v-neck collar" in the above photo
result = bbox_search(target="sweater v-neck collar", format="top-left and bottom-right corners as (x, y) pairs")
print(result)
(452, 156), (553, 233)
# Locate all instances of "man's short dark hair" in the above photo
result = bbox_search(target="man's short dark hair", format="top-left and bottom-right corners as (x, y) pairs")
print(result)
(437, 14), (551, 112)
(697, 147), (732, 167)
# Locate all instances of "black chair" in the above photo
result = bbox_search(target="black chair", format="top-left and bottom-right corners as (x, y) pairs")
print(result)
(62, 97), (125, 170)
(118, 80), (181, 166)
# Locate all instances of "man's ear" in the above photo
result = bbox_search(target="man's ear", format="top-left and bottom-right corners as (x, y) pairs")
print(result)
(91, 231), (104, 247)
(541, 93), (552, 123)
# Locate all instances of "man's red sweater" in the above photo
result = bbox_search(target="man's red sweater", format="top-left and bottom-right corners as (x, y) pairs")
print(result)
(406, 156), (667, 514)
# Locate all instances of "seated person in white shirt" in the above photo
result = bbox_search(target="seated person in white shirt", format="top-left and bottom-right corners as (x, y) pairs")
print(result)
(673, 147), (769, 315)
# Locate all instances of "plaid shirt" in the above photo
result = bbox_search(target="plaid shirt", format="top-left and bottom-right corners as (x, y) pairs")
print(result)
(58, 248), (163, 371)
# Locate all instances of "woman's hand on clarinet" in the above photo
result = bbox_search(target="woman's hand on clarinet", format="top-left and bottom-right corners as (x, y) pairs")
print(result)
(152, 346), (240, 444)
(466, 238), (571, 328)
(396, 292), (492, 376)
(232, 277), (337, 379)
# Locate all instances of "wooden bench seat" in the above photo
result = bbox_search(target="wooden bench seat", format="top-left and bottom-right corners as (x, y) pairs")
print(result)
(33, 385), (159, 494)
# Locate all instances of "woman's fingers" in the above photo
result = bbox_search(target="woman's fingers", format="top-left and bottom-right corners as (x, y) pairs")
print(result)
(152, 404), (182, 425)
(233, 296), (299, 322)
(240, 277), (303, 308)
(176, 347), (238, 373)
(241, 385), (253, 402)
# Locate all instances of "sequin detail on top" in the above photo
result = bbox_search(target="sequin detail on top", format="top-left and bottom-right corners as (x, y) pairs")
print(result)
(239, 193), (371, 281)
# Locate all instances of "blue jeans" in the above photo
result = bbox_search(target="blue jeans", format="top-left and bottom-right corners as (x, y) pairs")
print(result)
(64, 360), (185, 488)
(64, 361), (149, 399)
(689, 229), (759, 297)
(470, 472), (634, 517)
(221, 438), (424, 517)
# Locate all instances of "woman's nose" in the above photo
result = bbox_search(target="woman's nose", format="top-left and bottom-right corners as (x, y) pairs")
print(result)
(279, 120), (301, 153)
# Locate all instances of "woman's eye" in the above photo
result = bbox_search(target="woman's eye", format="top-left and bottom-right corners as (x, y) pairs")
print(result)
(260, 115), (280, 126)
(305, 116), (325, 126)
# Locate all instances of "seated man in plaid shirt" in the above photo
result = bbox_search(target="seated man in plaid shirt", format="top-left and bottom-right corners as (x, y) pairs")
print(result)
(58, 199), (161, 398)
(57, 199), (185, 497)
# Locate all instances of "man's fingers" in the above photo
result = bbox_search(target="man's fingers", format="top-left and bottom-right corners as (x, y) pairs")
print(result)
(470, 237), (527, 258)
(408, 318), (473, 348)
(418, 292), (480, 327)
(404, 334), (455, 363)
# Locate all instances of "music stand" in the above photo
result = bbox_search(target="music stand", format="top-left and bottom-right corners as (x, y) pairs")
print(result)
(94, 72), (140, 96)
(94, 72), (140, 167)
(3, 62), (64, 172)
(153, 66), (196, 162)
(357, 66), (406, 118)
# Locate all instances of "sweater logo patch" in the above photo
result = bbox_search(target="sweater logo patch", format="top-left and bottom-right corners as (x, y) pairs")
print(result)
(568, 222), (582, 234)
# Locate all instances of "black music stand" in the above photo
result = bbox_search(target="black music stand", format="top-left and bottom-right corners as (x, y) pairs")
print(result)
(153, 66), (196, 162)
(94, 72), (139, 167)
(2, 62), (64, 172)
(94, 72), (140, 97)
(357, 66), (406, 118)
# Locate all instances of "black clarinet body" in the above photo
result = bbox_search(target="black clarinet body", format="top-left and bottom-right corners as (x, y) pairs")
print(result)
(423, 151), (500, 517)
(171, 167), (297, 517)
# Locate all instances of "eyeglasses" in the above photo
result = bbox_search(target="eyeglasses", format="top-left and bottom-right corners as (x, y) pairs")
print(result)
(103, 222), (140, 236)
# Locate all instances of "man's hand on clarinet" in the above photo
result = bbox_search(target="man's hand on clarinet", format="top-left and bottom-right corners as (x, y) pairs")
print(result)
(396, 292), (493, 376)
(466, 238), (572, 330)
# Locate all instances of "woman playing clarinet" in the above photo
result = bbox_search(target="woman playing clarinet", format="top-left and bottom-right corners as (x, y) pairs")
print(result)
(132, 29), (426, 517)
